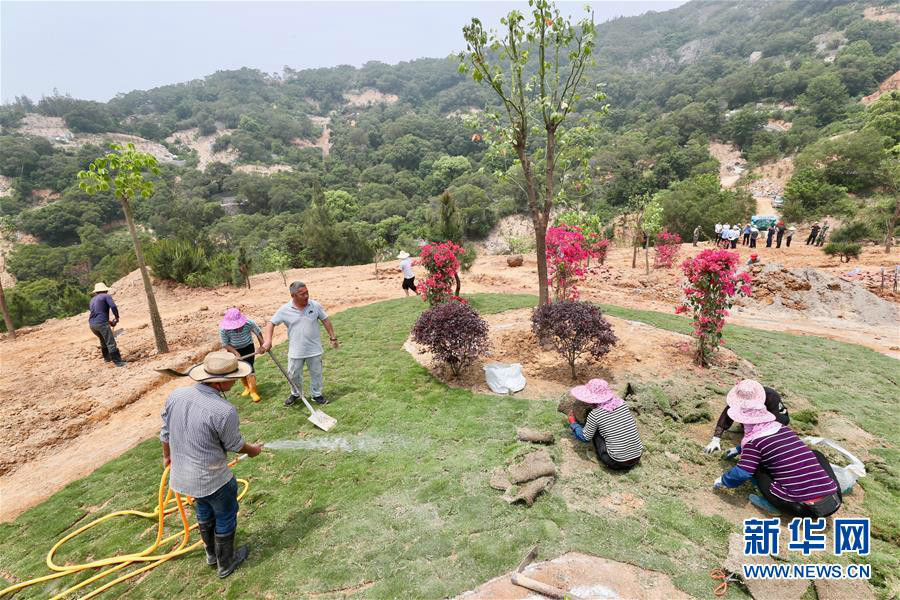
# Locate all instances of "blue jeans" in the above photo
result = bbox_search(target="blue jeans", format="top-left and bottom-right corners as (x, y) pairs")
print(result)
(288, 354), (324, 397)
(194, 476), (239, 535)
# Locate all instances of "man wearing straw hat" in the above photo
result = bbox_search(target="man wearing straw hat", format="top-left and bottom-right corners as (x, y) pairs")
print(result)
(398, 250), (417, 296)
(88, 282), (125, 367)
(160, 351), (263, 578)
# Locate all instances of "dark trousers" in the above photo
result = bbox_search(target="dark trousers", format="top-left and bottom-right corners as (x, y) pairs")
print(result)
(592, 436), (640, 471)
(234, 343), (255, 371)
(90, 322), (118, 354)
(786, 236), (792, 247)
(776, 232), (784, 248)
(755, 450), (842, 518)
(730, 239), (738, 248)
(194, 476), (239, 535)
(743, 233), (750, 245)
(806, 233), (817, 245)
(402, 277), (417, 293)
(766, 236), (773, 247)
(750, 237), (757, 248)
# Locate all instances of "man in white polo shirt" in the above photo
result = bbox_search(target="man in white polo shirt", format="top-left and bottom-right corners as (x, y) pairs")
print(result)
(259, 281), (339, 406)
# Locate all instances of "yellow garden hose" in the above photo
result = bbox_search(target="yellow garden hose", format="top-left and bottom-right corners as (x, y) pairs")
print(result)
(0, 460), (249, 599)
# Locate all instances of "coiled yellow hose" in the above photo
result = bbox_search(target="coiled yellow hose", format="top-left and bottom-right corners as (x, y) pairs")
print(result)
(0, 460), (249, 599)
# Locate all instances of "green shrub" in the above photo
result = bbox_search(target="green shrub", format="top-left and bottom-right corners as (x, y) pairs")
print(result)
(823, 241), (862, 262)
(830, 221), (872, 244)
(147, 239), (208, 283)
(2, 278), (89, 329)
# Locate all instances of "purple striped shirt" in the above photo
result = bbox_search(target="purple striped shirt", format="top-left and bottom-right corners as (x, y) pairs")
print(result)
(737, 426), (838, 502)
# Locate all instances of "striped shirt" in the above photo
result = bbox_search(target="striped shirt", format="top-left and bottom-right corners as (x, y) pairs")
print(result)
(736, 426), (838, 502)
(582, 405), (643, 462)
(160, 383), (246, 498)
(219, 320), (261, 349)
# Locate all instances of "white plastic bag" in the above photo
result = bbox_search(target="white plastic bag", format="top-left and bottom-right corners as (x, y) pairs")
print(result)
(803, 436), (866, 493)
(483, 362), (526, 394)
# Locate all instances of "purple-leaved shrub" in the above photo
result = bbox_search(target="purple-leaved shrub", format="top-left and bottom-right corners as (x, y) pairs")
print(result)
(531, 301), (617, 380)
(412, 302), (490, 377)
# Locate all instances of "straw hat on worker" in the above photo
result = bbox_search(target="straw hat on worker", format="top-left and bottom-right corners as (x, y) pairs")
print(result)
(188, 351), (252, 383)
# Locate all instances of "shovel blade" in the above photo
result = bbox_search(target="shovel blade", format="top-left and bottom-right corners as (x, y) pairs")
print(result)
(308, 410), (337, 432)
(155, 366), (190, 377)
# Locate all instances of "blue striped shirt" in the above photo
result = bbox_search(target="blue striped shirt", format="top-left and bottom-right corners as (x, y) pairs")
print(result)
(219, 320), (261, 349)
(160, 384), (246, 498)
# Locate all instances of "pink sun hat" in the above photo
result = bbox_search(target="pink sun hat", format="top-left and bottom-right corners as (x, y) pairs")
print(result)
(726, 379), (776, 424)
(570, 379), (623, 411)
(220, 307), (248, 330)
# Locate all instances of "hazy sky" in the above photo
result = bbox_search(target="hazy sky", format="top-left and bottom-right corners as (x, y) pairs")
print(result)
(2, 1), (685, 103)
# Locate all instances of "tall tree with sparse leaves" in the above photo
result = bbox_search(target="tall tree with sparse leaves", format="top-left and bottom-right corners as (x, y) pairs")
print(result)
(78, 143), (169, 353)
(460, 0), (603, 305)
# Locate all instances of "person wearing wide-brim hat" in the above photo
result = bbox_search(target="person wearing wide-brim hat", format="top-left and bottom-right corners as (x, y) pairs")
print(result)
(161, 351), (263, 579)
(88, 282), (125, 366)
(713, 380), (841, 518)
(219, 308), (263, 402)
(704, 381), (789, 454)
(785, 226), (796, 247)
(397, 250), (417, 296)
(567, 379), (643, 471)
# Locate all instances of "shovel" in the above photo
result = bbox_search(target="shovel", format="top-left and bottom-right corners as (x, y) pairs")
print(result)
(264, 348), (337, 432)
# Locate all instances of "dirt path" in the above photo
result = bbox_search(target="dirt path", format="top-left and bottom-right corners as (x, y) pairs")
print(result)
(1, 243), (897, 520)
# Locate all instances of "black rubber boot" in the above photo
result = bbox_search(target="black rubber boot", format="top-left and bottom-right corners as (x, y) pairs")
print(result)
(109, 349), (126, 367)
(215, 531), (249, 579)
(197, 520), (217, 567)
(100, 346), (111, 362)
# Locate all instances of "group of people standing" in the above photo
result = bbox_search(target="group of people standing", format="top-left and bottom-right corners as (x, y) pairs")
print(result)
(708, 222), (797, 250)
(159, 281), (338, 578)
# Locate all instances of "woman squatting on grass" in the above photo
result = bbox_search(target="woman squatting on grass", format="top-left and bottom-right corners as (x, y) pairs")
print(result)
(567, 379), (643, 471)
(713, 380), (842, 518)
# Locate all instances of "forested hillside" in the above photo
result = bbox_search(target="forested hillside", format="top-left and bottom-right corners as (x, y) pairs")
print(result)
(0, 0), (897, 329)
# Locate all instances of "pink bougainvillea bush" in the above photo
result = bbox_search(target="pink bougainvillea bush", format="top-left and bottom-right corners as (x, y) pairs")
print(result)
(417, 241), (465, 305)
(412, 301), (490, 377)
(653, 231), (682, 269)
(546, 225), (590, 301)
(675, 249), (752, 367)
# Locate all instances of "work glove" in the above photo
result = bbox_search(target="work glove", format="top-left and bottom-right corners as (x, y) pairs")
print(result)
(713, 477), (724, 490)
(569, 422), (585, 441)
(704, 436), (721, 454)
(567, 411), (576, 425)
(724, 447), (741, 460)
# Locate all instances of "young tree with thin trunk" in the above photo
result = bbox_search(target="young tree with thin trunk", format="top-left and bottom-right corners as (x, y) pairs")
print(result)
(77, 143), (169, 353)
(629, 192), (652, 270)
(460, 0), (604, 305)
(0, 278), (15, 338)
(641, 197), (663, 275)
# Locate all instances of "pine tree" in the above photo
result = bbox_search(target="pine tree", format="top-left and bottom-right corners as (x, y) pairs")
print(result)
(431, 191), (464, 244)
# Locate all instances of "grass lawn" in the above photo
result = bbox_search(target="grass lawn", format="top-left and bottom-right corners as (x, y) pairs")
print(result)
(1, 294), (897, 598)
